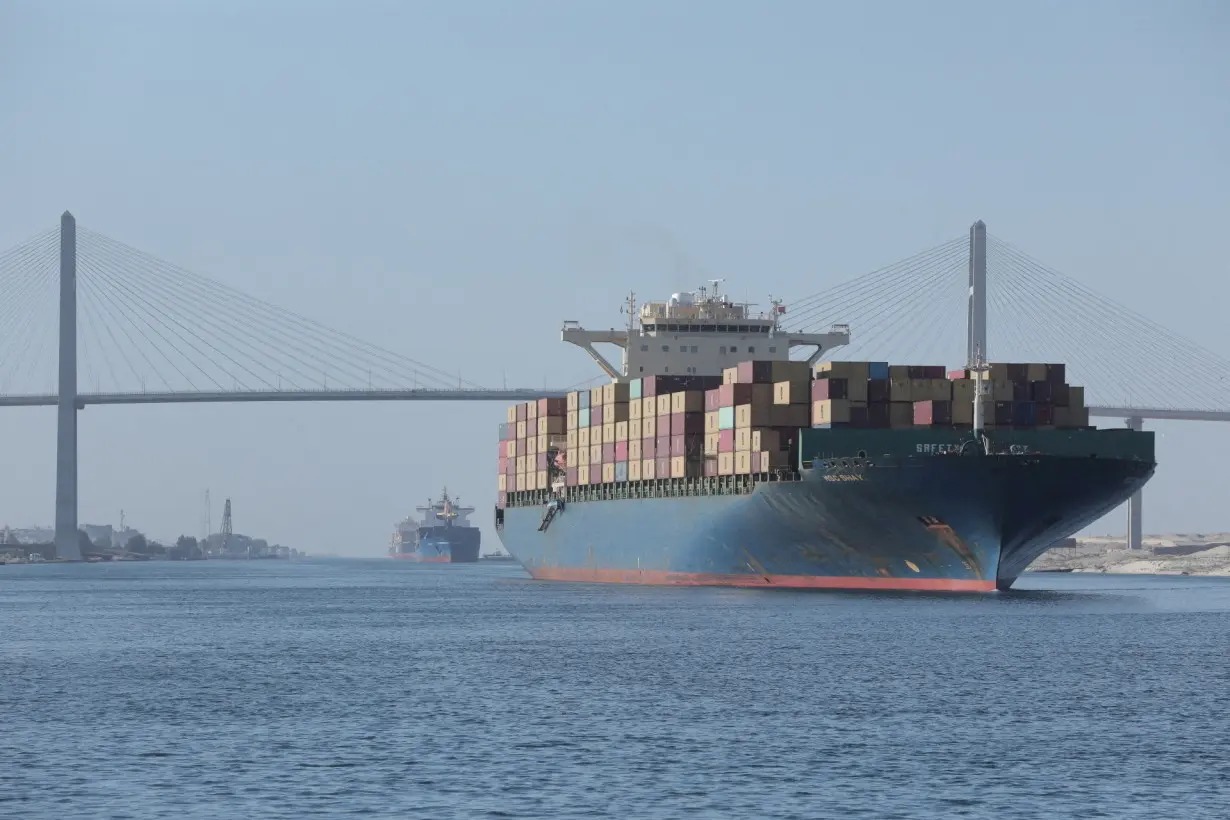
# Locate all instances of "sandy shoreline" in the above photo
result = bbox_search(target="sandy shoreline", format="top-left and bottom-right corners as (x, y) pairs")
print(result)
(1030, 533), (1230, 577)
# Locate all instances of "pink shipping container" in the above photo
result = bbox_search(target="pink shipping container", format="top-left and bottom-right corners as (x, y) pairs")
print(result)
(602, 442), (615, 463)
(497, 491), (507, 508)
(642, 437), (657, 459)
(535, 453), (549, 470)
(566, 466), (579, 486)
(656, 431), (671, 452)
(812, 378), (848, 400)
(718, 429), (735, 452)
(654, 456), (671, 478)
(615, 440), (629, 461)
(705, 388), (722, 412)
(751, 451), (762, 473)
(717, 383), (755, 408)
(670, 412), (704, 435)
(498, 456), (508, 473)
(671, 433), (703, 457)
(703, 457), (719, 477)
(537, 397), (567, 416)
(591, 405), (604, 427)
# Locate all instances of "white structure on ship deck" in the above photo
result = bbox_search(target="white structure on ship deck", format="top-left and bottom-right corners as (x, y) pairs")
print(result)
(561, 281), (850, 380)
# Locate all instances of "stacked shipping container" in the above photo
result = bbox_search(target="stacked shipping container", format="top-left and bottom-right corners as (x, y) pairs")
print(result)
(497, 360), (1092, 506)
(811, 361), (1089, 430)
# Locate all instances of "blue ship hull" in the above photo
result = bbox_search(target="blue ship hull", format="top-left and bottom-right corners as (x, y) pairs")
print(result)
(497, 434), (1155, 591)
(394, 527), (482, 563)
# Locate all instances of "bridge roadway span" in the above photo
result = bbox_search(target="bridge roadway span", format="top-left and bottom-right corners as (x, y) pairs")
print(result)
(0, 388), (572, 407)
(2, 391), (1226, 422)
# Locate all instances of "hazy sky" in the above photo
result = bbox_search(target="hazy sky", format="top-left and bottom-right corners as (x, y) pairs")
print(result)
(2, 1), (1228, 554)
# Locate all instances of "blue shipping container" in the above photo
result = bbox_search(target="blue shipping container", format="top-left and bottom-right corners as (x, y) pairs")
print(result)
(630, 379), (642, 400)
(868, 362), (890, 381)
(579, 408), (591, 428)
(579, 391), (590, 409)
(614, 461), (629, 482)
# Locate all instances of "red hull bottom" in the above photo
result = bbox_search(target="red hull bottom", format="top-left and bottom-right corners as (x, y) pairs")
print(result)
(528, 567), (995, 592)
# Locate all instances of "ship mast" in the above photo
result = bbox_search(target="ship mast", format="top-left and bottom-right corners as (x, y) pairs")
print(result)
(971, 347), (990, 454)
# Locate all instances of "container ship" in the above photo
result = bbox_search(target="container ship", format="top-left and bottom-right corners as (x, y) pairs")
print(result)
(493, 282), (1155, 592)
(389, 488), (481, 563)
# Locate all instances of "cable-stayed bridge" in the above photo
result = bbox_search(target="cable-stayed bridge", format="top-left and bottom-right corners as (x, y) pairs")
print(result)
(2, 213), (1228, 560)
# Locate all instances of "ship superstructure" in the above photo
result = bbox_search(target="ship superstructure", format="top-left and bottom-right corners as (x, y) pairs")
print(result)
(561, 281), (851, 381)
(494, 282), (1156, 592)
(390, 488), (481, 563)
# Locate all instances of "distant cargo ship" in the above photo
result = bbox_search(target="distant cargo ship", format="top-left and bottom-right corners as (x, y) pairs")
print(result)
(493, 282), (1155, 591)
(389, 489), (481, 563)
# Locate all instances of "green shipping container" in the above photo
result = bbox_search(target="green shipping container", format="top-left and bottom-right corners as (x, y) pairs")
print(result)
(718, 406), (735, 431)
(629, 378), (642, 400)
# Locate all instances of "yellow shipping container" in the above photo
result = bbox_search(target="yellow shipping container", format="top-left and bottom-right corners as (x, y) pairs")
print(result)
(589, 444), (602, 465)
(705, 411), (721, 433)
(526, 401), (537, 420)
(536, 433), (548, 453)
(566, 429), (578, 450)
(642, 396), (656, 418)
(773, 380), (810, 405)
(723, 366), (740, 385)
(734, 428), (752, 452)
(751, 429), (780, 452)
(629, 418), (643, 440)
(505, 440), (516, 458)
(566, 410), (579, 431)
(578, 464), (590, 485)
(812, 399), (851, 425)
(526, 436), (538, 456)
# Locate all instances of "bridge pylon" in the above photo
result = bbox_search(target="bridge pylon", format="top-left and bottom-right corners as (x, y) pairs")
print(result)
(1125, 416), (1144, 550)
(54, 211), (81, 561)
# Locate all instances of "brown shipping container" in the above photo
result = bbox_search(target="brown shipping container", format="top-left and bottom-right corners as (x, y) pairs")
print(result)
(671, 412), (704, 435)
(770, 360), (811, 383)
(566, 467), (578, 486)
(774, 380), (810, 405)
(629, 418), (643, 440)
(717, 452), (735, 476)
(641, 458), (656, 480)
(717, 382), (754, 407)
(516, 403), (527, 422)
(993, 401), (1014, 426)
(866, 402), (890, 428)
(515, 439), (526, 457)
(567, 391), (579, 411)
(1030, 381), (1054, 403)
(578, 427), (591, 448)
(538, 416), (564, 436)
(812, 399), (851, 426)
(750, 451), (762, 473)
(655, 456), (671, 478)
(818, 361), (872, 382)
(628, 460), (642, 482)
(606, 403), (630, 423)
(704, 433), (721, 455)
(734, 451), (753, 475)
(642, 437), (656, 459)
(629, 439), (643, 462)
(1045, 363), (1066, 384)
(506, 406), (518, 424)
(1051, 384), (1071, 407)
(541, 397), (567, 416)
(812, 378), (848, 400)
(705, 411), (721, 433)
(1026, 363), (1047, 382)
(1036, 403), (1055, 427)
(602, 443), (615, 463)
(615, 421), (629, 442)
(655, 430), (671, 454)
(887, 365), (910, 381)
(670, 390), (705, 414)
(603, 382), (631, 405)
(888, 379), (912, 402)
(1069, 386), (1085, 407)
(671, 434), (702, 457)
(643, 416), (657, 438)
(912, 379), (951, 402)
(762, 449), (790, 469)
(735, 403), (772, 429)
(771, 404), (810, 429)
(669, 456), (698, 479)
(1055, 405), (1090, 428)
(536, 452), (549, 471)
(951, 378), (976, 405)
(751, 429), (780, 452)
(602, 422), (616, 444)
(629, 399), (642, 421)
(734, 361), (773, 384)
(914, 400), (953, 426)
(889, 402), (914, 428)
